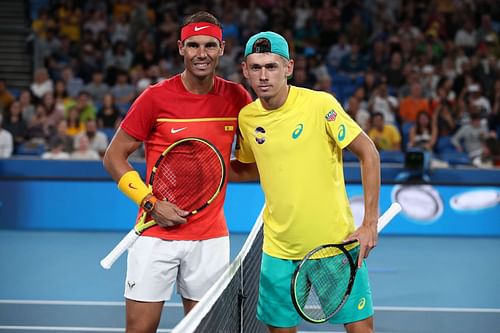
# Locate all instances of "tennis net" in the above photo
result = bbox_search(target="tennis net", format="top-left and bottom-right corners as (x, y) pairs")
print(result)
(171, 209), (267, 333)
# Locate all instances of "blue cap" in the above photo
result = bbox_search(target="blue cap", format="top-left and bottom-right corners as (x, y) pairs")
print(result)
(244, 31), (290, 60)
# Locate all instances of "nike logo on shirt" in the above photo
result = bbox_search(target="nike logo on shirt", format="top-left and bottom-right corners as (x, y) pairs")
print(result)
(171, 127), (187, 134)
(194, 25), (209, 31)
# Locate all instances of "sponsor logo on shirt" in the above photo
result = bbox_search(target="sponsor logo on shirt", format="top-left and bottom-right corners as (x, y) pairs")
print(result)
(171, 127), (187, 134)
(224, 125), (234, 131)
(338, 124), (346, 141)
(254, 127), (266, 144)
(325, 110), (337, 122)
(292, 123), (304, 139)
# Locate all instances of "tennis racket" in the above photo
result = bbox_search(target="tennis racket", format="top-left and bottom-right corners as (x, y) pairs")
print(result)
(100, 137), (226, 269)
(291, 202), (402, 323)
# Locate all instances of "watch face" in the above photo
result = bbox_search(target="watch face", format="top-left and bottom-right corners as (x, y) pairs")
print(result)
(144, 201), (154, 211)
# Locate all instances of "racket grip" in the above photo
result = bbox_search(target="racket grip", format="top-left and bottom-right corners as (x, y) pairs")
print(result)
(100, 229), (139, 269)
(377, 202), (402, 232)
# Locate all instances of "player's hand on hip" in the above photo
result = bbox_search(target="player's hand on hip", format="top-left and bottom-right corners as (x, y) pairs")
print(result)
(344, 221), (378, 267)
(151, 200), (189, 227)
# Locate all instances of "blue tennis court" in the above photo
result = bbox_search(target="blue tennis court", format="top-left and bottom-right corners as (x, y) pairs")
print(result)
(1, 228), (499, 333)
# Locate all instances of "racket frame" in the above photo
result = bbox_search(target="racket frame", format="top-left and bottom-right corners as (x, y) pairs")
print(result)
(291, 239), (358, 323)
(290, 203), (402, 323)
(100, 137), (226, 269)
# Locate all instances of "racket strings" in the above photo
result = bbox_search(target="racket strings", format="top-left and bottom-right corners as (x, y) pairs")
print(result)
(296, 247), (354, 321)
(153, 141), (224, 212)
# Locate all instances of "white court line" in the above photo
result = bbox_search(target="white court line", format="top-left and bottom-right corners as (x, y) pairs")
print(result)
(0, 326), (171, 332)
(1, 300), (499, 313)
(0, 299), (182, 307)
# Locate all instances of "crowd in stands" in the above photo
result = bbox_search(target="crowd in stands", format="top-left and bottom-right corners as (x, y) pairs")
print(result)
(0, 0), (500, 169)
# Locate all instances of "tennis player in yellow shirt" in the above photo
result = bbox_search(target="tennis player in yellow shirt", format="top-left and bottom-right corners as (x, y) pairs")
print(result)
(230, 31), (381, 333)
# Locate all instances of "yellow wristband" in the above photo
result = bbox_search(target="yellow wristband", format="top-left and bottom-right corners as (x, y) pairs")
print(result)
(117, 170), (151, 206)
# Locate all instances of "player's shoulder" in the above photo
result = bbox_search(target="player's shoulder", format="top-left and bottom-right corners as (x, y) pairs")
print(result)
(292, 86), (336, 102)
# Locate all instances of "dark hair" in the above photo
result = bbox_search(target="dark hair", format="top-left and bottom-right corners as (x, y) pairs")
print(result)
(182, 11), (221, 28)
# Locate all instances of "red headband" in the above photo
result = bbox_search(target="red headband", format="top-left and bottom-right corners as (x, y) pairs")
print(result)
(181, 22), (223, 43)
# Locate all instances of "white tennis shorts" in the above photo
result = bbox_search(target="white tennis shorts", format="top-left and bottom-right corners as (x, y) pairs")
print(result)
(124, 235), (229, 302)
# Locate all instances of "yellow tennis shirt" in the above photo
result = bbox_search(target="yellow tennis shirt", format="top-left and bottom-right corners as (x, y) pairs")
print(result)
(236, 86), (362, 259)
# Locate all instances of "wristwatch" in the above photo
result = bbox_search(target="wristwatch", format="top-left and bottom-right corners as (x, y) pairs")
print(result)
(142, 195), (157, 213)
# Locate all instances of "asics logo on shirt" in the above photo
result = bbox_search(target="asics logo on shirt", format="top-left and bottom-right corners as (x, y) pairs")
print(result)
(171, 127), (187, 134)
(338, 124), (346, 141)
(194, 25), (210, 31)
(292, 124), (304, 139)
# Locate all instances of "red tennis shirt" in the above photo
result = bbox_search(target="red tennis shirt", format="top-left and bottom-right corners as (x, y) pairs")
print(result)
(120, 74), (252, 240)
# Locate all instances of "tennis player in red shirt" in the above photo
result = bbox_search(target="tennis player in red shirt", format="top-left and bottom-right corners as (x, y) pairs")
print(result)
(103, 11), (252, 333)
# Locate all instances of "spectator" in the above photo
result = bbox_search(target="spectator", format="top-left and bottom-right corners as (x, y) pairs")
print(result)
(368, 83), (398, 125)
(83, 9), (107, 41)
(399, 82), (431, 124)
(30, 67), (53, 100)
(18, 89), (36, 125)
(109, 11), (130, 45)
(40, 92), (65, 128)
(26, 104), (54, 145)
(472, 137), (500, 169)
(0, 79), (15, 113)
(346, 96), (370, 132)
(338, 41), (367, 78)
(65, 90), (97, 124)
(42, 137), (70, 159)
(3, 101), (28, 150)
(132, 36), (159, 70)
(96, 93), (122, 129)
(71, 134), (100, 160)
(433, 100), (457, 137)
(368, 112), (401, 151)
(65, 105), (84, 136)
(61, 66), (84, 98)
(467, 83), (491, 115)
(0, 114), (14, 157)
(451, 111), (489, 159)
(407, 111), (438, 151)
(52, 119), (74, 153)
(110, 70), (136, 113)
(53, 80), (72, 113)
(454, 18), (477, 55)
(384, 52), (405, 90)
(85, 71), (110, 106)
(73, 119), (108, 156)
(326, 33), (351, 70)
(104, 41), (134, 84)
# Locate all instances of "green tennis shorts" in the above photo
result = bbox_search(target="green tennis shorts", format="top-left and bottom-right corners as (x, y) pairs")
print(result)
(257, 251), (374, 328)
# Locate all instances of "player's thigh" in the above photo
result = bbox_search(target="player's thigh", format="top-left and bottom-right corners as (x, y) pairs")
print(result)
(125, 236), (180, 302)
(126, 299), (164, 333)
(177, 236), (230, 300)
(257, 253), (302, 328)
(329, 261), (374, 325)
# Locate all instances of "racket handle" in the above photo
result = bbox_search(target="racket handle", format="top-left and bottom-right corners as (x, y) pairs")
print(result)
(377, 202), (402, 232)
(100, 229), (139, 269)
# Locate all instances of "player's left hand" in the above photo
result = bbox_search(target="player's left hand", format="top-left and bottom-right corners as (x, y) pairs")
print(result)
(344, 221), (378, 267)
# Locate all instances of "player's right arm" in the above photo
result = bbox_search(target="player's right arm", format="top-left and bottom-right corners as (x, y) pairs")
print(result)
(103, 128), (187, 227)
(103, 128), (142, 181)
